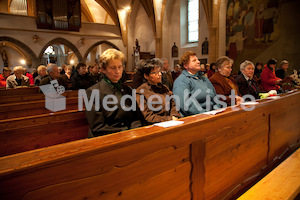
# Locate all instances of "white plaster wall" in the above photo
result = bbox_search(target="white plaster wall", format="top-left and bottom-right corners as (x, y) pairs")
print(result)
(0, 46), (25, 72)
(133, 6), (155, 53)
(167, 0), (209, 68)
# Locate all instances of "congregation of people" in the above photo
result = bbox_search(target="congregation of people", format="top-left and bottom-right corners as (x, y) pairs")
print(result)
(0, 48), (296, 138)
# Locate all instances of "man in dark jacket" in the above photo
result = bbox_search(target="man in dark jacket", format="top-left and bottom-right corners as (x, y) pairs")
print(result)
(71, 63), (95, 90)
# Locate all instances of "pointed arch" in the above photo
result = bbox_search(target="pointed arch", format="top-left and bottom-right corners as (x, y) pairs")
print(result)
(83, 40), (120, 61)
(0, 36), (38, 67)
(38, 37), (82, 63)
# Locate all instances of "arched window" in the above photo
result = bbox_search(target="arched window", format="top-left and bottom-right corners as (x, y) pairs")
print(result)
(188, 0), (199, 43)
(9, 0), (28, 16)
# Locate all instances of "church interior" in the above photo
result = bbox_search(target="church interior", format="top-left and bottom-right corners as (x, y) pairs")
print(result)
(0, 0), (300, 199)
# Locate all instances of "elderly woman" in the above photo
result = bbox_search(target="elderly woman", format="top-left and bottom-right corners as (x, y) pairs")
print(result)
(85, 49), (144, 137)
(173, 51), (220, 117)
(136, 58), (181, 124)
(235, 60), (260, 99)
(209, 56), (243, 106)
(34, 65), (48, 86)
(6, 66), (30, 89)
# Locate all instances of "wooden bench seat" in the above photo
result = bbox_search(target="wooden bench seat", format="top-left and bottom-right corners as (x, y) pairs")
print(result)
(0, 87), (40, 97)
(0, 90), (298, 200)
(0, 96), (79, 120)
(238, 148), (300, 200)
(0, 109), (89, 157)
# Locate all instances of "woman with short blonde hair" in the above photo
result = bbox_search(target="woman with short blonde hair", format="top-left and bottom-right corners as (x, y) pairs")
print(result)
(85, 49), (144, 137)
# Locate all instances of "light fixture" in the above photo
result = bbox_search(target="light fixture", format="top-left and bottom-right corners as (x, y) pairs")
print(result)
(79, 38), (85, 45)
(70, 60), (74, 65)
(33, 35), (39, 43)
(125, 6), (131, 10)
(20, 59), (26, 65)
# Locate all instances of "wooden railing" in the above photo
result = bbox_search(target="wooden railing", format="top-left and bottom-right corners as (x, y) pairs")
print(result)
(0, 91), (299, 200)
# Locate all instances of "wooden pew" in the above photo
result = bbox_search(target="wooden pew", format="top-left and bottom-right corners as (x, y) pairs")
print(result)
(0, 109), (89, 157)
(238, 148), (300, 200)
(0, 86), (40, 97)
(0, 89), (78, 104)
(0, 97), (79, 120)
(0, 91), (299, 200)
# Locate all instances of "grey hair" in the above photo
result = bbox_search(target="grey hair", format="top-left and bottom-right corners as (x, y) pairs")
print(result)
(280, 60), (289, 67)
(215, 56), (233, 70)
(160, 58), (168, 62)
(240, 60), (254, 71)
(47, 63), (58, 74)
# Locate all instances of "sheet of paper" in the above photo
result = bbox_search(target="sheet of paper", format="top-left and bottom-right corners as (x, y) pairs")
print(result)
(265, 96), (281, 100)
(202, 108), (226, 115)
(154, 120), (184, 128)
(241, 101), (259, 105)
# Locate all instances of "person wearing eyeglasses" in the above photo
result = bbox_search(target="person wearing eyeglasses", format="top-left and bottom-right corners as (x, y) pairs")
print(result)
(136, 58), (181, 124)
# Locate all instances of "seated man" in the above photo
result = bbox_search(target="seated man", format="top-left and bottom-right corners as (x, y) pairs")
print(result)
(161, 58), (173, 90)
(6, 66), (30, 89)
(275, 60), (289, 79)
(40, 64), (69, 90)
(71, 63), (94, 90)
(173, 51), (220, 117)
(235, 60), (260, 99)
(85, 49), (144, 137)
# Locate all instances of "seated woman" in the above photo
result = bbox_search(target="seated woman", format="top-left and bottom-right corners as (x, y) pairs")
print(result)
(6, 66), (30, 89)
(173, 51), (220, 117)
(71, 63), (95, 90)
(209, 56), (243, 106)
(261, 58), (282, 92)
(136, 59), (181, 124)
(34, 65), (48, 86)
(61, 65), (72, 84)
(235, 60), (260, 99)
(85, 49), (144, 137)
(89, 63), (102, 84)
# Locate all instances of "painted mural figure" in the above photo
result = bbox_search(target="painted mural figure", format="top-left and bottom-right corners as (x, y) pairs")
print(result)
(244, 7), (255, 44)
(262, 3), (278, 43)
(255, 3), (264, 42)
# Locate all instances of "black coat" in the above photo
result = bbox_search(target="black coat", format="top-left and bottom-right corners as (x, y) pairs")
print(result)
(84, 79), (144, 137)
(71, 72), (95, 90)
(235, 74), (260, 99)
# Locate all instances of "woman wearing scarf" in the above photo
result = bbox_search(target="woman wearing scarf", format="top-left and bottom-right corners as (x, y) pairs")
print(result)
(85, 49), (144, 137)
(136, 58), (181, 124)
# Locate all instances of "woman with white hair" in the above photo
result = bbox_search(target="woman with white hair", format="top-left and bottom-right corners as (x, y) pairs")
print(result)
(34, 65), (48, 86)
(6, 66), (30, 89)
(235, 60), (260, 99)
